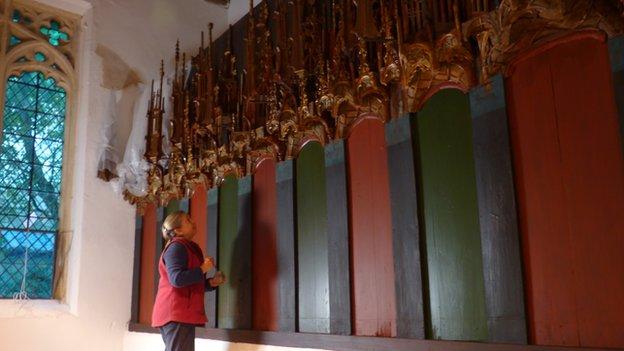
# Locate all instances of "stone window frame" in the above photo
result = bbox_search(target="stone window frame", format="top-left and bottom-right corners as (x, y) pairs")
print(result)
(0, 0), (81, 301)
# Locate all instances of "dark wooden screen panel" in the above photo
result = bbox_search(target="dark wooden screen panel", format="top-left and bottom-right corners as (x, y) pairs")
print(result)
(190, 187), (207, 254)
(609, 35), (624, 152)
(138, 203), (158, 325)
(179, 198), (189, 212)
(469, 75), (527, 344)
(190, 187), (211, 327)
(206, 188), (219, 328)
(236, 176), (253, 329)
(217, 175), (238, 329)
(276, 160), (296, 332)
(414, 88), (488, 341)
(385, 115), (425, 339)
(155, 206), (165, 282)
(346, 117), (397, 337)
(130, 215), (143, 323)
(295, 141), (330, 333)
(165, 200), (179, 216)
(506, 33), (624, 348)
(253, 158), (280, 331)
(217, 175), (252, 329)
(324, 140), (351, 335)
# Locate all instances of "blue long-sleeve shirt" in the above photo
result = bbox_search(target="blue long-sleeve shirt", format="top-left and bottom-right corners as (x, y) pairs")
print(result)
(163, 241), (216, 291)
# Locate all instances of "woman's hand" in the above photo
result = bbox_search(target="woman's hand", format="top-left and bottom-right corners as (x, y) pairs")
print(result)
(200, 257), (215, 273)
(209, 271), (226, 287)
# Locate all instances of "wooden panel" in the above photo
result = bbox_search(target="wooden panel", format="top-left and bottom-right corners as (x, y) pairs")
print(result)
(165, 200), (180, 215)
(346, 117), (397, 337)
(179, 198), (189, 212)
(154, 207), (165, 306)
(138, 203), (157, 324)
(385, 115), (425, 339)
(132, 322), (623, 351)
(506, 34), (624, 348)
(206, 188), (219, 328)
(130, 215), (143, 323)
(609, 36), (624, 153)
(252, 158), (279, 331)
(217, 175), (238, 329)
(155, 207), (165, 284)
(236, 176), (253, 329)
(190, 187), (210, 327)
(217, 175), (252, 329)
(415, 88), (488, 341)
(295, 141), (330, 333)
(190, 186), (207, 253)
(276, 160), (296, 332)
(469, 75), (527, 344)
(324, 141), (351, 335)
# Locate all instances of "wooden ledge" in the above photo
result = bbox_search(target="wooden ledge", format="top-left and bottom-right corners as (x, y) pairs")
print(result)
(128, 323), (615, 351)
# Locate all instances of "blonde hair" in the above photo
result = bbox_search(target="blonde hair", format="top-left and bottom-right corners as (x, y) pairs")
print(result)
(162, 211), (188, 241)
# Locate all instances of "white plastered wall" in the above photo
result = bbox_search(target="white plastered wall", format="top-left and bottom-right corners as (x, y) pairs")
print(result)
(0, 0), (229, 350)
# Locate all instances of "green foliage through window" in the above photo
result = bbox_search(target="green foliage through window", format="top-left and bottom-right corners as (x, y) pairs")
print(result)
(0, 71), (66, 299)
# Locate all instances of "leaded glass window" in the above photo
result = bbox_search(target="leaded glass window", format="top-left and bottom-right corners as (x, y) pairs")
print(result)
(0, 71), (66, 299)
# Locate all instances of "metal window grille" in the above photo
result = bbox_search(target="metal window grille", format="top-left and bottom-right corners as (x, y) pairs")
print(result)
(0, 71), (66, 299)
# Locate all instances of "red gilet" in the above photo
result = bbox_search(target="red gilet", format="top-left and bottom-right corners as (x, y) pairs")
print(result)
(151, 237), (207, 327)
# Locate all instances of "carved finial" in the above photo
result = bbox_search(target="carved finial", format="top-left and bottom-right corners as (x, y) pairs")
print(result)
(175, 40), (180, 82)
(208, 23), (214, 63)
(175, 40), (180, 61)
(159, 60), (164, 96)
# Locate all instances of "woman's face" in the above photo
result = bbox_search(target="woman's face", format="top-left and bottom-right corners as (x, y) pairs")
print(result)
(175, 214), (196, 240)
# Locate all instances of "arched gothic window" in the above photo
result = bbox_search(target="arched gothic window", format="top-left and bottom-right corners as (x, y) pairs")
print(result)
(0, 0), (78, 299)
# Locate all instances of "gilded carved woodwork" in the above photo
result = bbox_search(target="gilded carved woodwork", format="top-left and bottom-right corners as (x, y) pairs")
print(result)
(402, 30), (475, 111)
(464, 0), (624, 85)
(122, 0), (624, 209)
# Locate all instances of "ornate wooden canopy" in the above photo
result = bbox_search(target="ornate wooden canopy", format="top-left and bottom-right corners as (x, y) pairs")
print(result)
(123, 0), (624, 211)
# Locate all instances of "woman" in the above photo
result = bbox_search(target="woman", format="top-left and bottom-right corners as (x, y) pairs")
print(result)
(152, 211), (226, 351)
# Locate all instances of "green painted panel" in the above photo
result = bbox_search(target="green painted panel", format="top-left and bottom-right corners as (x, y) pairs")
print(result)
(296, 142), (330, 333)
(165, 200), (180, 216)
(414, 89), (488, 341)
(217, 175), (239, 328)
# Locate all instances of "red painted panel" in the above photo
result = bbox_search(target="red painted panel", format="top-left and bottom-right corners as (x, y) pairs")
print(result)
(190, 185), (207, 254)
(346, 116), (397, 337)
(138, 203), (157, 325)
(506, 33), (624, 348)
(252, 158), (279, 331)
